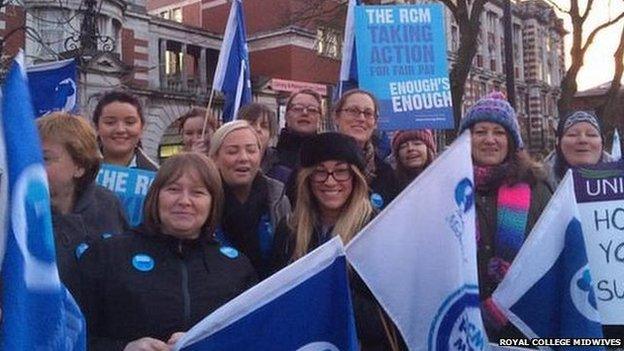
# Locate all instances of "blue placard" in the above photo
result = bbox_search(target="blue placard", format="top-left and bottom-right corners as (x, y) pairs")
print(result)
(95, 164), (156, 227)
(355, 4), (453, 131)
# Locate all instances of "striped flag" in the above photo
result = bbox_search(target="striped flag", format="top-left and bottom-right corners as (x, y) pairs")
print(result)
(212, 0), (252, 122)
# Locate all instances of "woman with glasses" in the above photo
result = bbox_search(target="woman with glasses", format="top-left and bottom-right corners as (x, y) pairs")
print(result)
(210, 120), (291, 279)
(272, 132), (406, 350)
(268, 89), (322, 184)
(333, 89), (400, 210)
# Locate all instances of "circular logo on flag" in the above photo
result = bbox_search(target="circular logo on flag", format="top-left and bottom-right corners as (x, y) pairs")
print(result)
(12, 164), (60, 290)
(296, 341), (339, 351)
(429, 285), (485, 351)
(570, 264), (601, 323)
(454, 178), (474, 214)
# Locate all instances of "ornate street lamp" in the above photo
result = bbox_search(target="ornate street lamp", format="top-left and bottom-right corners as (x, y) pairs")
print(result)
(64, 0), (115, 58)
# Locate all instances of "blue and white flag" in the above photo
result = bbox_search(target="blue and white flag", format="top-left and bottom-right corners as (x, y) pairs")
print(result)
(346, 132), (488, 351)
(174, 237), (357, 351)
(338, 0), (361, 96)
(0, 52), (86, 350)
(212, 0), (252, 122)
(27, 58), (78, 117)
(492, 172), (604, 343)
(611, 129), (621, 161)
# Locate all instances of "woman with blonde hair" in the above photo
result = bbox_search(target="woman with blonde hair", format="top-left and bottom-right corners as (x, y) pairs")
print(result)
(272, 132), (405, 351)
(210, 120), (290, 279)
(37, 112), (128, 298)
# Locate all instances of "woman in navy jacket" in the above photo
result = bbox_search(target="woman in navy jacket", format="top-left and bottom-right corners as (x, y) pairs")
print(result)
(78, 153), (256, 351)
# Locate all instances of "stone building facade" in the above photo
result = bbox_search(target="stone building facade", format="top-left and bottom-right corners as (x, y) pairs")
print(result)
(0, 0), (564, 160)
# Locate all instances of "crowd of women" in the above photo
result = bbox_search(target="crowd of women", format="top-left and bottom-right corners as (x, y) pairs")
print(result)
(39, 87), (620, 350)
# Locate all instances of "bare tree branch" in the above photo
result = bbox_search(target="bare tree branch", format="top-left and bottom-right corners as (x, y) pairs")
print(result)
(582, 10), (624, 53)
(542, 0), (569, 14)
(581, 0), (594, 21)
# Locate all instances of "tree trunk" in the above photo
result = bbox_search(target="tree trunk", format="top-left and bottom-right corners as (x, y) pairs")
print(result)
(600, 24), (624, 147)
(447, 15), (481, 140)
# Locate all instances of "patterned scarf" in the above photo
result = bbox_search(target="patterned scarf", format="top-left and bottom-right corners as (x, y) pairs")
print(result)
(474, 164), (531, 330)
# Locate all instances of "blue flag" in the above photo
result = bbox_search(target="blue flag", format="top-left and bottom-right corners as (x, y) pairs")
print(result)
(212, 0), (252, 122)
(492, 173), (604, 345)
(337, 0), (361, 96)
(174, 237), (358, 351)
(0, 52), (86, 350)
(27, 58), (78, 117)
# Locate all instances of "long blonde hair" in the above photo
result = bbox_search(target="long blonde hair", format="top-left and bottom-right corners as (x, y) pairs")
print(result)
(289, 164), (373, 261)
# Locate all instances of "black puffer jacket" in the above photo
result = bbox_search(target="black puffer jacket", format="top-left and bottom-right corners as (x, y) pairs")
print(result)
(271, 219), (407, 351)
(52, 183), (128, 298)
(77, 226), (257, 351)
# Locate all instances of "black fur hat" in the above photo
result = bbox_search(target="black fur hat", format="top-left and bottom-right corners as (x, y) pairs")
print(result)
(300, 132), (365, 171)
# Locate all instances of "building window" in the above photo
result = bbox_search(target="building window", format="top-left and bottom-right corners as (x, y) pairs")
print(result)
(315, 27), (342, 59)
(160, 8), (182, 23)
(165, 51), (183, 75)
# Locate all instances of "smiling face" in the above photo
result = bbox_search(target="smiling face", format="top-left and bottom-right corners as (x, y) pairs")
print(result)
(397, 139), (429, 170)
(182, 115), (212, 151)
(213, 128), (261, 189)
(96, 101), (143, 162)
(559, 122), (603, 166)
(310, 160), (354, 219)
(285, 93), (321, 135)
(158, 170), (212, 239)
(471, 122), (510, 166)
(334, 93), (377, 147)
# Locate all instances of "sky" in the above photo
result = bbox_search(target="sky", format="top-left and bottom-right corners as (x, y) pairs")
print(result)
(552, 0), (624, 91)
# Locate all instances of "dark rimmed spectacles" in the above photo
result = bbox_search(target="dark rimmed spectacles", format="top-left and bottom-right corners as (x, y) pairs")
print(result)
(338, 106), (376, 120)
(310, 168), (353, 183)
(288, 104), (321, 116)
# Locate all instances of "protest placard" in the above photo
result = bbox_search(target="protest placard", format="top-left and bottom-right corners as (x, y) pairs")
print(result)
(573, 162), (624, 324)
(354, 4), (453, 131)
(96, 164), (156, 227)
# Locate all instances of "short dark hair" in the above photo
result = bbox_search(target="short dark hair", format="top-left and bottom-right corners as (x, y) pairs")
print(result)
(237, 103), (278, 138)
(142, 153), (223, 237)
(93, 90), (144, 126)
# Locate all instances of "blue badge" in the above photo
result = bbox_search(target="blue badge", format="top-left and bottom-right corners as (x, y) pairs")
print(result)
(101, 233), (112, 240)
(370, 193), (384, 209)
(75, 242), (89, 259)
(220, 246), (239, 259)
(132, 254), (155, 272)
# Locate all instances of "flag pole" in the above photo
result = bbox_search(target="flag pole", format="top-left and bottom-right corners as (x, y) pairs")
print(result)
(202, 88), (216, 138)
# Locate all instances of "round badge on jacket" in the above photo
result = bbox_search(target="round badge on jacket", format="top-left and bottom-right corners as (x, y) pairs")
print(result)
(370, 193), (384, 209)
(75, 242), (89, 259)
(220, 246), (239, 259)
(132, 254), (155, 272)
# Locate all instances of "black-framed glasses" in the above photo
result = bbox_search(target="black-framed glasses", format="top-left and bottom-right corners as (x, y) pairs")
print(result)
(310, 168), (353, 183)
(338, 106), (376, 120)
(288, 104), (321, 116)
